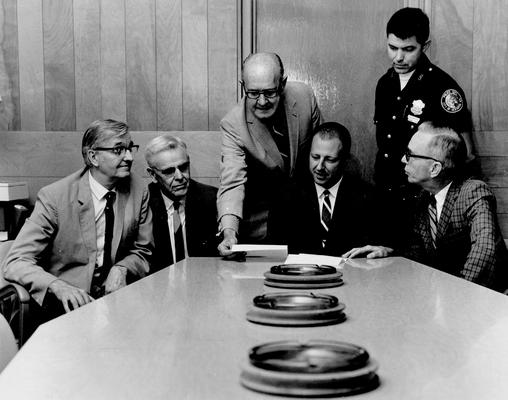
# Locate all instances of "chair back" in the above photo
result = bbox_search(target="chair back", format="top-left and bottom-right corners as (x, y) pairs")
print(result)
(0, 240), (31, 347)
(0, 313), (17, 372)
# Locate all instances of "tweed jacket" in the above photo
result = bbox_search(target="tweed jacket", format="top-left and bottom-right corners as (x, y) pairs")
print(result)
(148, 180), (218, 272)
(404, 179), (508, 291)
(217, 81), (322, 241)
(2, 169), (153, 305)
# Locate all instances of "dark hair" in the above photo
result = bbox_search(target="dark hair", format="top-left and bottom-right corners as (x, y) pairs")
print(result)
(82, 119), (129, 167)
(313, 122), (351, 156)
(241, 52), (285, 82)
(387, 7), (430, 45)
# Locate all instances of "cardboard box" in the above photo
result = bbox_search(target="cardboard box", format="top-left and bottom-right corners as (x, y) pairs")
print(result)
(0, 182), (28, 201)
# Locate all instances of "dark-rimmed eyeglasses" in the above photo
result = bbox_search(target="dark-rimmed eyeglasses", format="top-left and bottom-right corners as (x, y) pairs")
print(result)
(403, 149), (442, 164)
(93, 142), (139, 157)
(151, 161), (190, 178)
(242, 84), (281, 100)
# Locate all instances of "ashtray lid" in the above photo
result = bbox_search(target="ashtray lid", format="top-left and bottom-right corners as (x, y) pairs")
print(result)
(253, 292), (338, 311)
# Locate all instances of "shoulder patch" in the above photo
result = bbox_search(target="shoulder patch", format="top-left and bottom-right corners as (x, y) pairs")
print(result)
(441, 89), (463, 113)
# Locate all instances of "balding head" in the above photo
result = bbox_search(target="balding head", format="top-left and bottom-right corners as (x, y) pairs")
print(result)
(242, 52), (284, 84)
(241, 52), (287, 121)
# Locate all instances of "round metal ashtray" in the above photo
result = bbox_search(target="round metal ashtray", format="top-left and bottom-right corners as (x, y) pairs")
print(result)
(246, 292), (346, 326)
(240, 340), (379, 397)
(264, 264), (344, 289)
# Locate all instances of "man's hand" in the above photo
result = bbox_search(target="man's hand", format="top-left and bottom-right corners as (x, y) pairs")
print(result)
(48, 279), (94, 313)
(217, 228), (239, 258)
(342, 245), (394, 259)
(104, 265), (128, 295)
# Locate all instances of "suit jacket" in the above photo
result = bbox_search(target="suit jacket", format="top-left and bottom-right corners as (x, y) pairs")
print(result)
(404, 179), (508, 291)
(148, 180), (218, 272)
(217, 81), (322, 241)
(2, 169), (153, 305)
(268, 174), (382, 256)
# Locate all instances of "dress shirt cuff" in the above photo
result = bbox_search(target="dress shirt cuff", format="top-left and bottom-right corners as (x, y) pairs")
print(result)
(218, 214), (240, 235)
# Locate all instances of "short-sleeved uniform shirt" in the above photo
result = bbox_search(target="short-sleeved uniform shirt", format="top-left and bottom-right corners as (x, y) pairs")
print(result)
(374, 54), (471, 192)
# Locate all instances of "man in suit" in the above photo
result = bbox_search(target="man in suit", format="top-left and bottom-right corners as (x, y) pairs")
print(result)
(3, 119), (153, 317)
(269, 122), (387, 257)
(345, 122), (508, 291)
(217, 52), (322, 256)
(145, 134), (217, 272)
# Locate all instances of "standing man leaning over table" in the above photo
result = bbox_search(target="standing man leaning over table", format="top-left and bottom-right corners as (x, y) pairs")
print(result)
(145, 134), (218, 272)
(217, 52), (322, 256)
(345, 122), (508, 292)
(2, 119), (153, 320)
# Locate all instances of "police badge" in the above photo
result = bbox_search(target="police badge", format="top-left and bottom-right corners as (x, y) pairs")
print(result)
(441, 89), (463, 113)
(410, 100), (425, 115)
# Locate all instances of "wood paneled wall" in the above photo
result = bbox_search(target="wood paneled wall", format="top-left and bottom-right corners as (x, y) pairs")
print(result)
(0, 0), (238, 131)
(0, 0), (507, 235)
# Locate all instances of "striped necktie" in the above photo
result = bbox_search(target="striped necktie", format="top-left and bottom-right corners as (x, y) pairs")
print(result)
(173, 200), (185, 262)
(321, 190), (332, 247)
(428, 195), (438, 248)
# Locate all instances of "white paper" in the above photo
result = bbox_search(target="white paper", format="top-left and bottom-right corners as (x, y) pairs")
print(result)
(230, 244), (288, 259)
(284, 253), (345, 268)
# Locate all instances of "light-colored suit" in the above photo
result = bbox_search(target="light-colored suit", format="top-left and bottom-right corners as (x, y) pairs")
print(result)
(2, 168), (153, 305)
(218, 81), (322, 240)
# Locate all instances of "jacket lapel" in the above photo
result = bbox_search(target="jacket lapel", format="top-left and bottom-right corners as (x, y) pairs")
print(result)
(436, 181), (460, 242)
(245, 100), (285, 170)
(111, 180), (128, 262)
(77, 170), (98, 260)
(149, 183), (173, 265)
(285, 93), (299, 175)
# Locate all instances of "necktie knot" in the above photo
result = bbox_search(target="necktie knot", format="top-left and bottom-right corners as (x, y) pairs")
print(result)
(173, 200), (180, 211)
(105, 191), (116, 205)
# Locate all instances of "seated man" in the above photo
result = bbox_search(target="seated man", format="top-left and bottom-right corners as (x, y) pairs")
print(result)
(145, 134), (217, 272)
(345, 122), (508, 291)
(2, 119), (153, 318)
(268, 122), (387, 256)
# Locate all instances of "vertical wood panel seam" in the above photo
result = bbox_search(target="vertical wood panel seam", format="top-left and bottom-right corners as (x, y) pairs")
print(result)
(42, 0), (47, 130)
(124, 0), (128, 123)
(206, 0), (209, 129)
(180, 0), (183, 129)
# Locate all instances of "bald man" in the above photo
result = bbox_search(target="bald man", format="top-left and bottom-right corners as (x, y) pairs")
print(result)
(217, 52), (322, 255)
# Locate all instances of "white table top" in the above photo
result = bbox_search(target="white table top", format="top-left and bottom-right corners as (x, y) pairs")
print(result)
(0, 256), (507, 399)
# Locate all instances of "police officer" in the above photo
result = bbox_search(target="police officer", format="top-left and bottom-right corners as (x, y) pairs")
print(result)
(374, 7), (474, 194)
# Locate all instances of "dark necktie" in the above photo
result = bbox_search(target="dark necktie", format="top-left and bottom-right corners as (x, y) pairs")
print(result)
(428, 195), (438, 248)
(91, 191), (116, 298)
(321, 190), (332, 247)
(173, 201), (185, 262)
(102, 191), (116, 273)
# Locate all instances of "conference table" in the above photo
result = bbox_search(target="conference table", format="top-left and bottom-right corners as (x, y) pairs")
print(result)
(0, 256), (507, 399)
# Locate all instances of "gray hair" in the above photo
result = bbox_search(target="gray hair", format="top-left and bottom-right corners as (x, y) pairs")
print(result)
(144, 134), (188, 167)
(82, 119), (129, 167)
(419, 122), (466, 177)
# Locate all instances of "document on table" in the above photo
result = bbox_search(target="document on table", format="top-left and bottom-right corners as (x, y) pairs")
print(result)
(230, 244), (288, 259)
(284, 253), (346, 268)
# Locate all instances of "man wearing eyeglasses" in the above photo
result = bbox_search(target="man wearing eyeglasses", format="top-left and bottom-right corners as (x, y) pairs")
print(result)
(345, 122), (507, 291)
(217, 52), (321, 256)
(3, 119), (153, 320)
(145, 134), (218, 271)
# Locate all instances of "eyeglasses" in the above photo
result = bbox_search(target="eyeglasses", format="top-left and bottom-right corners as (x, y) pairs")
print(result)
(151, 161), (190, 178)
(93, 142), (139, 157)
(403, 149), (443, 164)
(242, 84), (281, 100)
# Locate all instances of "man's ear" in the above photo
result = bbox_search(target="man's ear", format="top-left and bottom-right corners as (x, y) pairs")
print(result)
(423, 40), (431, 53)
(430, 161), (442, 178)
(147, 168), (157, 183)
(280, 76), (288, 89)
(87, 149), (99, 168)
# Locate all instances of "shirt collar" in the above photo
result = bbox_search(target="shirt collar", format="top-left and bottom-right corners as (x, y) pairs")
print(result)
(89, 172), (115, 201)
(434, 182), (452, 209)
(161, 189), (185, 212)
(315, 177), (342, 199)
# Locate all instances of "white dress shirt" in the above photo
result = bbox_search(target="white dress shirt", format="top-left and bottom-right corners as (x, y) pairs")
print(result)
(161, 191), (188, 262)
(434, 182), (452, 221)
(315, 178), (342, 220)
(89, 173), (117, 266)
